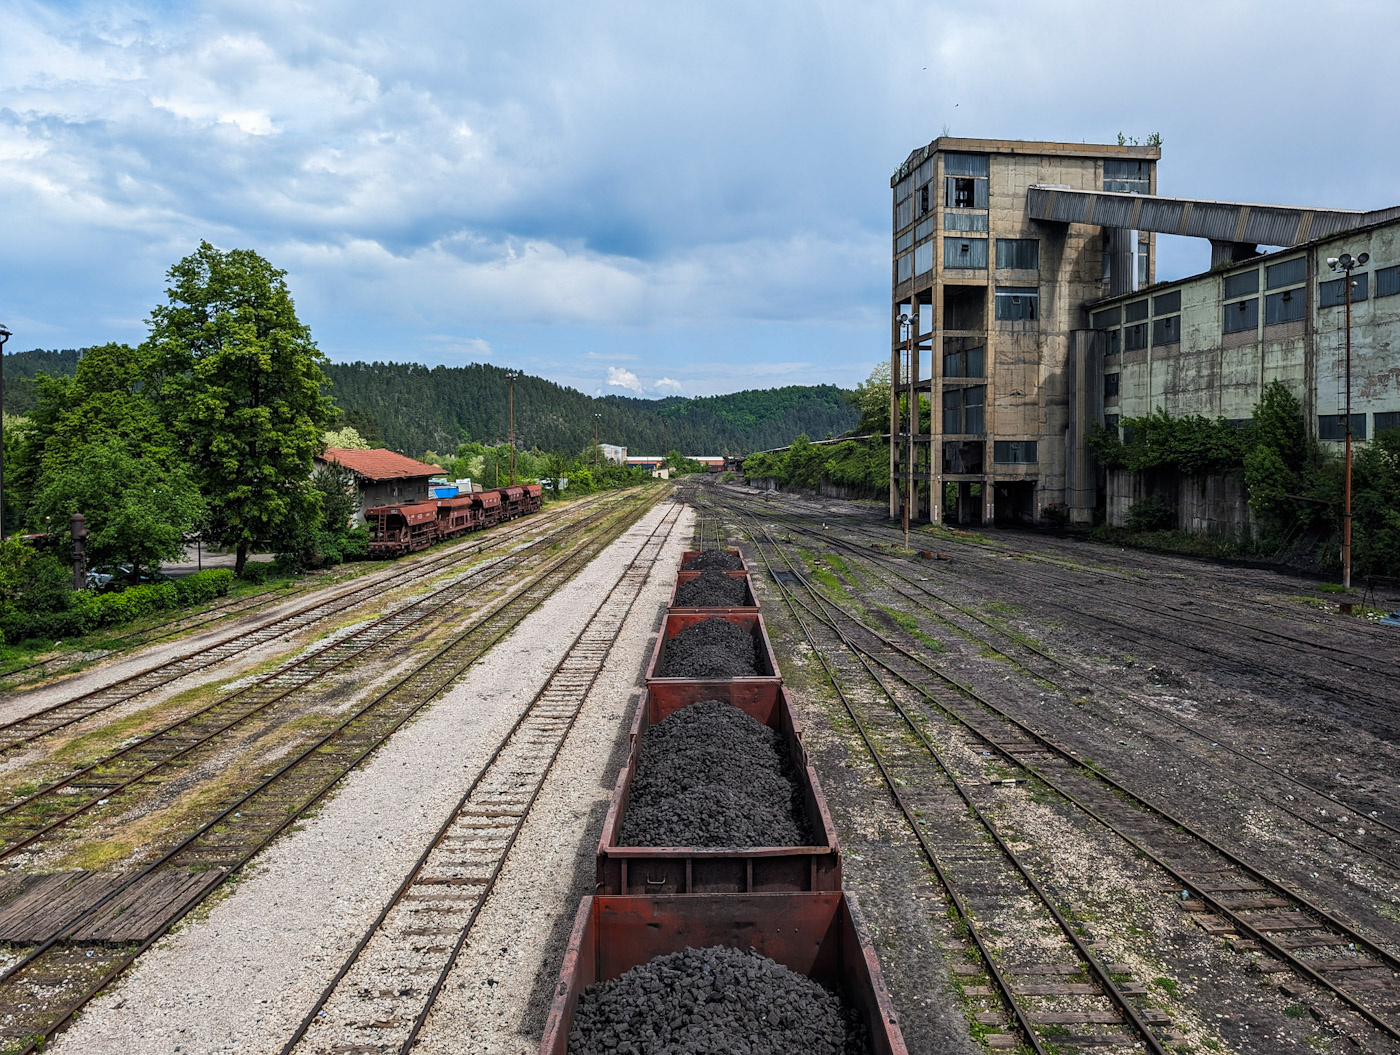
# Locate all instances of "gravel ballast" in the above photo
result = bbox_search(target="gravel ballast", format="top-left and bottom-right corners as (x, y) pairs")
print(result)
(618, 700), (810, 846)
(674, 570), (749, 607)
(681, 549), (743, 571)
(661, 617), (759, 678)
(567, 944), (869, 1055)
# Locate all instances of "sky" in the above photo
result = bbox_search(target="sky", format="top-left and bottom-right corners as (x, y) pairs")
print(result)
(3, 1), (1398, 398)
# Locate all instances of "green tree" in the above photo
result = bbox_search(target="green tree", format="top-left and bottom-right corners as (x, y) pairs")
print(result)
(312, 460), (356, 532)
(323, 425), (371, 450)
(31, 440), (203, 579)
(849, 361), (891, 434)
(145, 242), (335, 575)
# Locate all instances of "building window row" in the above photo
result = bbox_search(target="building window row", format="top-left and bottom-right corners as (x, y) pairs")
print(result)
(1103, 158), (1150, 194)
(1320, 273), (1368, 308)
(1319, 411), (1400, 441)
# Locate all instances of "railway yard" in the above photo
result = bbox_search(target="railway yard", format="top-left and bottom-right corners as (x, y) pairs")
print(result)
(0, 477), (1394, 1054)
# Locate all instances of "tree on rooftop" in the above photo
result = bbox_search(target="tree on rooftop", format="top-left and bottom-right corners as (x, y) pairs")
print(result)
(144, 242), (334, 575)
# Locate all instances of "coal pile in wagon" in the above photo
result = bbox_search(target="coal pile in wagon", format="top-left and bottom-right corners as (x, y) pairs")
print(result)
(567, 944), (869, 1055)
(619, 700), (810, 847)
(675, 570), (749, 608)
(661, 617), (759, 679)
(681, 549), (744, 572)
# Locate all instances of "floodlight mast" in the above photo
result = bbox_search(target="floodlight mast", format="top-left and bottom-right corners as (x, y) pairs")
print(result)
(1329, 251), (1368, 592)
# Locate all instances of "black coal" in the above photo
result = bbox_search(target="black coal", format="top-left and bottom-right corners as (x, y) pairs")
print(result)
(567, 944), (870, 1055)
(661, 617), (759, 679)
(682, 549), (744, 571)
(619, 700), (810, 847)
(675, 571), (749, 608)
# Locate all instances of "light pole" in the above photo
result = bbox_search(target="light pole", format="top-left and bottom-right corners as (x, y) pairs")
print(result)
(0, 323), (10, 540)
(899, 312), (915, 550)
(506, 372), (518, 485)
(1327, 251), (1368, 592)
(593, 413), (601, 469)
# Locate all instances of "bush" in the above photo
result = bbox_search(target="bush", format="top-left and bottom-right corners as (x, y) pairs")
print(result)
(174, 568), (235, 606)
(238, 562), (270, 584)
(1125, 495), (1174, 532)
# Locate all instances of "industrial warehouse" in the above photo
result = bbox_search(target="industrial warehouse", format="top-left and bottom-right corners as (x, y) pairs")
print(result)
(889, 137), (1400, 531)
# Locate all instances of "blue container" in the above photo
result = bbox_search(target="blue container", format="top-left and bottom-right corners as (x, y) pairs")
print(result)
(432, 486), (459, 499)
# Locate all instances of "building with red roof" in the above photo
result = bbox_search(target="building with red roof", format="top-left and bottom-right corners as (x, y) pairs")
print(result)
(315, 448), (444, 525)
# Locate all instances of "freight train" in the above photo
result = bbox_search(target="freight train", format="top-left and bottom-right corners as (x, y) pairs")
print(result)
(365, 483), (543, 558)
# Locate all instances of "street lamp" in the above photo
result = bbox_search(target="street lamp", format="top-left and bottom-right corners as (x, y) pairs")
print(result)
(1327, 251), (1369, 592)
(898, 312), (915, 550)
(506, 372), (518, 485)
(0, 323), (10, 540)
(594, 413), (602, 469)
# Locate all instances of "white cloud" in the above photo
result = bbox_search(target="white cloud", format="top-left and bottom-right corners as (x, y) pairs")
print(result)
(654, 377), (684, 394)
(606, 366), (644, 395)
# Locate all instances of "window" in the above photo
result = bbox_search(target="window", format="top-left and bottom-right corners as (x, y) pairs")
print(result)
(942, 441), (985, 474)
(945, 177), (989, 210)
(1223, 270), (1259, 300)
(1376, 411), (1400, 434)
(1124, 299), (1149, 323)
(944, 237), (988, 269)
(995, 239), (1040, 270)
(993, 440), (1038, 464)
(1104, 329), (1120, 356)
(995, 286), (1039, 321)
(1223, 297), (1258, 334)
(895, 230), (914, 253)
(914, 242), (934, 276)
(1377, 265), (1400, 298)
(1090, 307), (1120, 329)
(944, 212), (989, 232)
(1264, 288), (1305, 325)
(897, 253), (913, 283)
(944, 152), (989, 176)
(943, 345), (985, 378)
(1266, 257), (1306, 289)
(1152, 315), (1180, 345)
(915, 216), (936, 240)
(942, 386), (985, 435)
(1153, 290), (1181, 315)
(1104, 413), (1120, 428)
(1103, 159), (1150, 194)
(1318, 414), (1367, 441)
(919, 184), (930, 215)
(1124, 322), (1148, 351)
(1104, 373), (1120, 401)
(896, 197), (914, 229)
(1320, 273), (1369, 307)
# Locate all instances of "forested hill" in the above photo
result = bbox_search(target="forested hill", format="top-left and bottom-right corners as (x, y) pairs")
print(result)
(3, 350), (858, 456)
(325, 361), (856, 455)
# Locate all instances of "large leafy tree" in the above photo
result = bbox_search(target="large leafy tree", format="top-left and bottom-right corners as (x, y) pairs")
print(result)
(145, 242), (334, 574)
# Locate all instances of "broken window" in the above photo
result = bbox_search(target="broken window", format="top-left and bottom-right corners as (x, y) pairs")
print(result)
(1317, 414), (1367, 441)
(1223, 297), (1258, 334)
(994, 287), (1039, 321)
(995, 239), (1040, 270)
(1223, 269), (1259, 300)
(1152, 315), (1180, 345)
(1320, 273), (1368, 307)
(1266, 257), (1306, 289)
(942, 441), (985, 474)
(993, 441), (1038, 464)
(1264, 289), (1305, 325)
(945, 177), (988, 210)
(944, 237), (988, 269)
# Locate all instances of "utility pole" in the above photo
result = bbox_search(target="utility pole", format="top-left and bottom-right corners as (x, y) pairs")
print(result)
(1328, 251), (1368, 592)
(0, 323), (9, 539)
(506, 372), (518, 485)
(594, 413), (601, 469)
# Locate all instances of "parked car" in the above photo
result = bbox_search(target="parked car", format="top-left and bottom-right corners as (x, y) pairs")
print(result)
(86, 565), (172, 592)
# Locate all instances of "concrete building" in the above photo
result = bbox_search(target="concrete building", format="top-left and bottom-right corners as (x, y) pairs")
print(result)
(890, 136), (1400, 527)
(598, 443), (627, 465)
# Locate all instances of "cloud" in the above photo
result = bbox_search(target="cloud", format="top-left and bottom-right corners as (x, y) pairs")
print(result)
(605, 366), (644, 395)
(654, 377), (684, 394)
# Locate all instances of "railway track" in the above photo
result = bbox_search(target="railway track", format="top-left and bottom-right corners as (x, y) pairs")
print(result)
(0, 492), (619, 757)
(0, 488), (665, 1054)
(723, 491), (1400, 873)
(279, 498), (684, 1055)
(713, 491), (1400, 1050)
(0, 494), (647, 863)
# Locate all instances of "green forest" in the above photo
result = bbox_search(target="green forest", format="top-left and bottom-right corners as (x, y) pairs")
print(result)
(6, 352), (858, 458)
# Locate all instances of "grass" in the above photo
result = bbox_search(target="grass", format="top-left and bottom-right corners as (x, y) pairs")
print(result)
(1152, 975), (1181, 999)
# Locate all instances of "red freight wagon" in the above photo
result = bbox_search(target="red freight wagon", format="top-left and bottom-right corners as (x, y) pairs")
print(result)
(540, 892), (908, 1055)
(434, 495), (479, 537)
(470, 489), (503, 528)
(365, 501), (439, 557)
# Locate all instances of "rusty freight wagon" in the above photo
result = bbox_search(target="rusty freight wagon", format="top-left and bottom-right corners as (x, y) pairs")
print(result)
(365, 501), (439, 557)
(540, 892), (908, 1055)
(668, 568), (758, 613)
(644, 611), (782, 685)
(597, 684), (840, 895)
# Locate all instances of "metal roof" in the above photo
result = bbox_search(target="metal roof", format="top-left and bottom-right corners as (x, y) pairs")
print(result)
(1027, 186), (1400, 246)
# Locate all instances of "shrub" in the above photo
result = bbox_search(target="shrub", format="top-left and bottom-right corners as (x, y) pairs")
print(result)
(1125, 494), (1174, 532)
(173, 569), (235, 606)
(238, 562), (270, 584)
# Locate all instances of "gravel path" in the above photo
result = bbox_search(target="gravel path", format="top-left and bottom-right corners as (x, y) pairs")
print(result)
(50, 499), (691, 1055)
